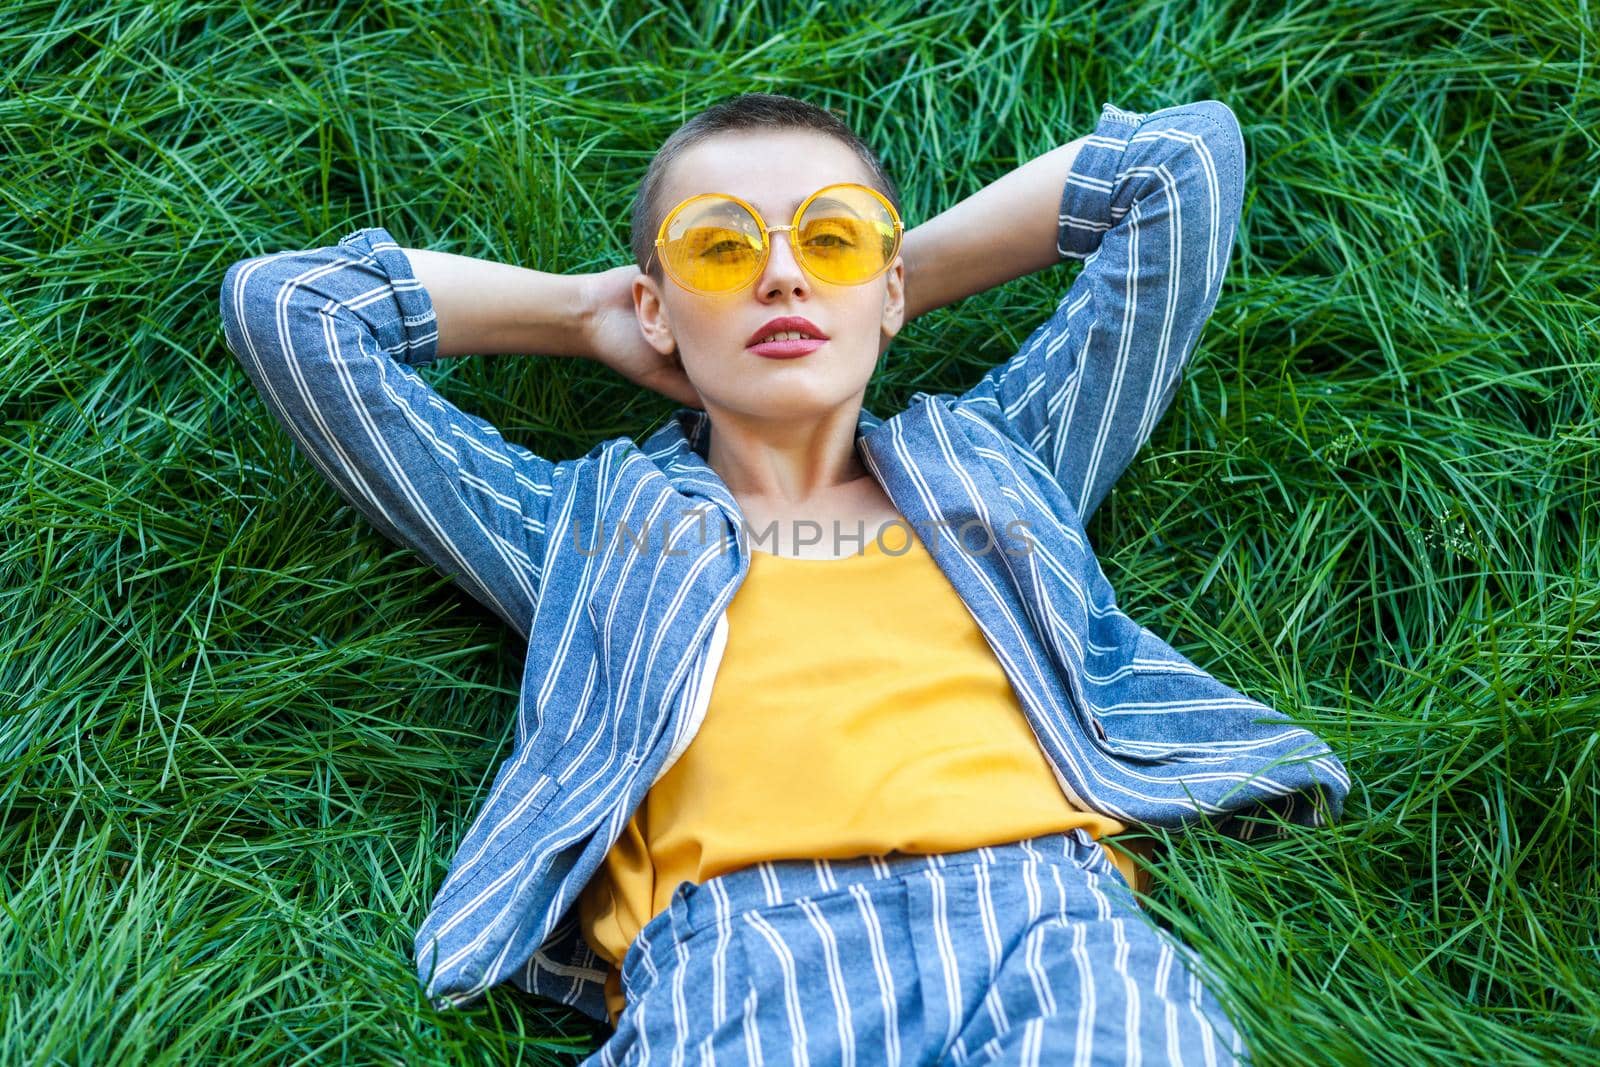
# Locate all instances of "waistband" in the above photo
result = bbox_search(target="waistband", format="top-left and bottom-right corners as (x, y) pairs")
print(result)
(623, 827), (1117, 987)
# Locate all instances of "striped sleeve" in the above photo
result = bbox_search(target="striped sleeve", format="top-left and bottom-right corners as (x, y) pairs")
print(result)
(956, 100), (1245, 523)
(219, 226), (555, 641)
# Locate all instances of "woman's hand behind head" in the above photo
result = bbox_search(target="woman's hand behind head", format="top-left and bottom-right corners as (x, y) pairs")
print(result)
(583, 265), (704, 409)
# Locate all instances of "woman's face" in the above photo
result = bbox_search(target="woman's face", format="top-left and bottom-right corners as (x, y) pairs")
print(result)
(632, 129), (906, 424)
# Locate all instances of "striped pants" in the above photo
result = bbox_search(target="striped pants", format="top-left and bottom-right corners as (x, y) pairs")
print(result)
(585, 829), (1246, 1065)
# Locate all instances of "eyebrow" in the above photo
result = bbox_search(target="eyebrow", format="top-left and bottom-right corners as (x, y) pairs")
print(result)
(683, 202), (752, 227)
(807, 196), (862, 218)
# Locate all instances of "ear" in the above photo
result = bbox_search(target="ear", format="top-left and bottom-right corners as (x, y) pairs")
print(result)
(878, 257), (906, 353)
(632, 274), (679, 356)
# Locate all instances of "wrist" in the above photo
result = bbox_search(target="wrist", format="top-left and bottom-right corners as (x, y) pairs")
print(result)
(572, 271), (606, 363)
(504, 269), (591, 359)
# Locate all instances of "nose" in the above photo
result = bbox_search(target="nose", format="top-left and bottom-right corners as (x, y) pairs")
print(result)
(756, 227), (810, 301)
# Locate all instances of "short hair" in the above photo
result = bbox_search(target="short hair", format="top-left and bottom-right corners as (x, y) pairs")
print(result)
(629, 93), (901, 279)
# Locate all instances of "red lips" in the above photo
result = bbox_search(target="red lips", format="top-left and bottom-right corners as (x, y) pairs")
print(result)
(746, 316), (829, 346)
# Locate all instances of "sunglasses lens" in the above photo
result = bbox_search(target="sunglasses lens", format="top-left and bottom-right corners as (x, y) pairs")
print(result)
(660, 200), (764, 292)
(657, 185), (901, 292)
(797, 185), (899, 285)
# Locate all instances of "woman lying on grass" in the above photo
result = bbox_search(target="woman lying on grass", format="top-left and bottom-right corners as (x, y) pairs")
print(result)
(220, 91), (1349, 1064)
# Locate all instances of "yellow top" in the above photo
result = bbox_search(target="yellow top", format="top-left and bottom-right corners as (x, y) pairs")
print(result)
(577, 522), (1135, 1025)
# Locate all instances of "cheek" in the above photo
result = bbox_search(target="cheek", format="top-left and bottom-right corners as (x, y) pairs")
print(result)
(668, 297), (743, 342)
(660, 312), (717, 357)
(844, 290), (892, 335)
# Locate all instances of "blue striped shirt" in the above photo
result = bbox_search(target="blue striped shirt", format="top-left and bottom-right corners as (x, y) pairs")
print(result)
(219, 99), (1349, 1023)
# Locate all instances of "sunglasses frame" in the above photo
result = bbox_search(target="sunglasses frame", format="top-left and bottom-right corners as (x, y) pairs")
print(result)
(648, 182), (904, 295)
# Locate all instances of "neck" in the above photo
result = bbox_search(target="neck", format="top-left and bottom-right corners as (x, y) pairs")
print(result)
(703, 399), (870, 505)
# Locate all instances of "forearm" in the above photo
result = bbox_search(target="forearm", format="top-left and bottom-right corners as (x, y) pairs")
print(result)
(400, 247), (594, 360)
(899, 136), (1089, 322)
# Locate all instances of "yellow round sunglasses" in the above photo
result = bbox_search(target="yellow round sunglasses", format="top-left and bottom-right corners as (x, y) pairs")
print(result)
(648, 182), (903, 294)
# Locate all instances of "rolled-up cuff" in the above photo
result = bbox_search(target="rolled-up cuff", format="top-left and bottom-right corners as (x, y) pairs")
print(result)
(1056, 103), (1146, 260)
(336, 225), (441, 366)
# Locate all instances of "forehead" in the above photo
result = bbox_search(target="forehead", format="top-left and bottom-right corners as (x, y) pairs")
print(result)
(659, 129), (877, 217)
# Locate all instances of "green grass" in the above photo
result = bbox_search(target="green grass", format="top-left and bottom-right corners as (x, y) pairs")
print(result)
(3, 0), (1596, 1063)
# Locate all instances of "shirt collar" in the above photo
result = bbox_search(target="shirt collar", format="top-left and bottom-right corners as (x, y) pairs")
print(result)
(639, 403), (890, 535)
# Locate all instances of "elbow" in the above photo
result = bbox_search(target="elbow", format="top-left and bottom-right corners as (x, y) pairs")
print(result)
(1188, 99), (1242, 145)
(218, 256), (263, 368)
(218, 258), (250, 339)
(1178, 99), (1241, 144)
(218, 249), (323, 368)
(1185, 99), (1246, 210)
(1127, 100), (1246, 218)
(218, 254), (290, 363)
